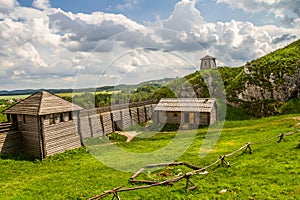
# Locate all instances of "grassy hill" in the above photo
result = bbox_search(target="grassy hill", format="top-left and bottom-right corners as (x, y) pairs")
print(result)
(165, 39), (300, 117)
(1, 114), (299, 199)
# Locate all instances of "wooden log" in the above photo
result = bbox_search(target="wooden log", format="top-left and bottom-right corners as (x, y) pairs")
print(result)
(130, 168), (145, 180)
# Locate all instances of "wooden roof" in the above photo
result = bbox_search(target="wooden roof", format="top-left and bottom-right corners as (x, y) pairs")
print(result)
(200, 55), (216, 60)
(3, 90), (83, 116)
(154, 98), (216, 112)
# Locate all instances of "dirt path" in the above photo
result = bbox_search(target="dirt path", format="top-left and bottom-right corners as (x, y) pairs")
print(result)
(116, 131), (141, 142)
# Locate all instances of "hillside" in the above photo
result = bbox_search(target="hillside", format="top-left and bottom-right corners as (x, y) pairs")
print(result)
(176, 39), (300, 117)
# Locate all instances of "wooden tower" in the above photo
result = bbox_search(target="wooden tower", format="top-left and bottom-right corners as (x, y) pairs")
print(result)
(3, 90), (83, 159)
(200, 55), (216, 70)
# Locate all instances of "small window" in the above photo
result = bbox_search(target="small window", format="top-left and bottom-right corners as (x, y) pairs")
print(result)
(7, 114), (11, 122)
(69, 112), (73, 121)
(12, 114), (17, 123)
(22, 114), (26, 124)
(49, 114), (54, 125)
(54, 114), (59, 124)
(60, 113), (64, 122)
(174, 112), (178, 117)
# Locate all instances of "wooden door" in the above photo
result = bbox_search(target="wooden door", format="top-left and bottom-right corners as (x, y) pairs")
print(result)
(184, 112), (189, 123)
(189, 113), (195, 124)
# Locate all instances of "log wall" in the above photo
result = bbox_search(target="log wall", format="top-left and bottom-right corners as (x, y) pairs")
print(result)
(157, 111), (210, 126)
(0, 101), (217, 158)
(120, 109), (132, 130)
(18, 115), (42, 158)
(0, 103), (157, 157)
(43, 120), (82, 157)
(0, 123), (20, 154)
(77, 104), (157, 139)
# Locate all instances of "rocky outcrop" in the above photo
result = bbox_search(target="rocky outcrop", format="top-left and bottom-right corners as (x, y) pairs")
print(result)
(237, 66), (299, 102)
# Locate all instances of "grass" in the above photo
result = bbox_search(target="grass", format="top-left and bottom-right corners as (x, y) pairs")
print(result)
(0, 91), (113, 100)
(0, 114), (300, 199)
(0, 95), (30, 100)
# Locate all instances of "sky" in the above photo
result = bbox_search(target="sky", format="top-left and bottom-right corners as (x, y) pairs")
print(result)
(0, 0), (299, 90)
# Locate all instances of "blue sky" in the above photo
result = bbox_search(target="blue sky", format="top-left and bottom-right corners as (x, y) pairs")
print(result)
(17, 0), (280, 26)
(0, 0), (299, 90)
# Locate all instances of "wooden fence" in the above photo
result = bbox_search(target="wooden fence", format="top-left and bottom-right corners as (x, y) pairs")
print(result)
(77, 102), (157, 140)
(90, 129), (300, 200)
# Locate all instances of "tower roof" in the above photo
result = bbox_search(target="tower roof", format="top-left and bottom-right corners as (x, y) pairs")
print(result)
(3, 90), (83, 116)
(200, 55), (216, 60)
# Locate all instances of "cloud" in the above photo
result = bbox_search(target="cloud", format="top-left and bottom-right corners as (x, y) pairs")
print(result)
(32, 0), (50, 10)
(216, 0), (300, 26)
(0, 0), (300, 90)
(272, 34), (297, 44)
(48, 10), (149, 52)
(16, 43), (47, 67)
(116, 0), (141, 11)
(0, 0), (17, 10)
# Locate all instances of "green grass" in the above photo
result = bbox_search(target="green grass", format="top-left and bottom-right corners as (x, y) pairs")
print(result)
(0, 95), (30, 100)
(1, 114), (300, 199)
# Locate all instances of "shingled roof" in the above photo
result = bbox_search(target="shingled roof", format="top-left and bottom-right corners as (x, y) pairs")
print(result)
(200, 55), (216, 60)
(3, 90), (83, 116)
(154, 98), (216, 112)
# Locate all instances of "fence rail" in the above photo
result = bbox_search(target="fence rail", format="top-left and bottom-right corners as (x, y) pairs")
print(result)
(90, 129), (300, 200)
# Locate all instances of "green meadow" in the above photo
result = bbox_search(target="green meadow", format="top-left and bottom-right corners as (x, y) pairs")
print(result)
(0, 114), (299, 199)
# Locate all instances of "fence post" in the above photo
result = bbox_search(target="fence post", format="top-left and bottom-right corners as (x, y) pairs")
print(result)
(111, 112), (115, 132)
(100, 115), (105, 136)
(88, 112), (94, 138)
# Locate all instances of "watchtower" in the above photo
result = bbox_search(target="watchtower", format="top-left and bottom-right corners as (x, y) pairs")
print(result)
(3, 90), (83, 159)
(200, 55), (216, 70)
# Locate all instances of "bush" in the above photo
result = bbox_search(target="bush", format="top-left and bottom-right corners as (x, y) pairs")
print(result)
(161, 123), (180, 132)
(107, 132), (127, 142)
(278, 99), (300, 114)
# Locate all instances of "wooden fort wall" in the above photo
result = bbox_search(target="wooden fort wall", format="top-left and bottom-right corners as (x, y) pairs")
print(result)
(77, 103), (157, 139)
(17, 115), (42, 158)
(42, 113), (82, 157)
(0, 100), (217, 158)
(0, 123), (21, 154)
(0, 102), (157, 157)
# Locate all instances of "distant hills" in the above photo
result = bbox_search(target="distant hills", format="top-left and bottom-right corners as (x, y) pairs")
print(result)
(0, 78), (176, 96)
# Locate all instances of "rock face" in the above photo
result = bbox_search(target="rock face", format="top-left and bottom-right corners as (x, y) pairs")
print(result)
(237, 65), (299, 102)
(228, 61), (300, 117)
(224, 39), (300, 117)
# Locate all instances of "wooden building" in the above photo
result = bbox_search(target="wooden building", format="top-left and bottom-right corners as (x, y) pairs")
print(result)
(154, 98), (217, 126)
(3, 90), (83, 159)
(200, 55), (216, 70)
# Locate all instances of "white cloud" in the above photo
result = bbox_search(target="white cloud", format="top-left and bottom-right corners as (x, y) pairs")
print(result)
(32, 0), (50, 10)
(16, 43), (47, 67)
(116, 0), (141, 11)
(0, 0), (299, 90)
(163, 0), (204, 31)
(217, 0), (300, 26)
(0, 0), (17, 11)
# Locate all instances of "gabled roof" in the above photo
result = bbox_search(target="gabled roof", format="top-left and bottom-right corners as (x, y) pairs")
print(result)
(154, 98), (217, 112)
(200, 55), (216, 60)
(3, 90), (83, 116)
